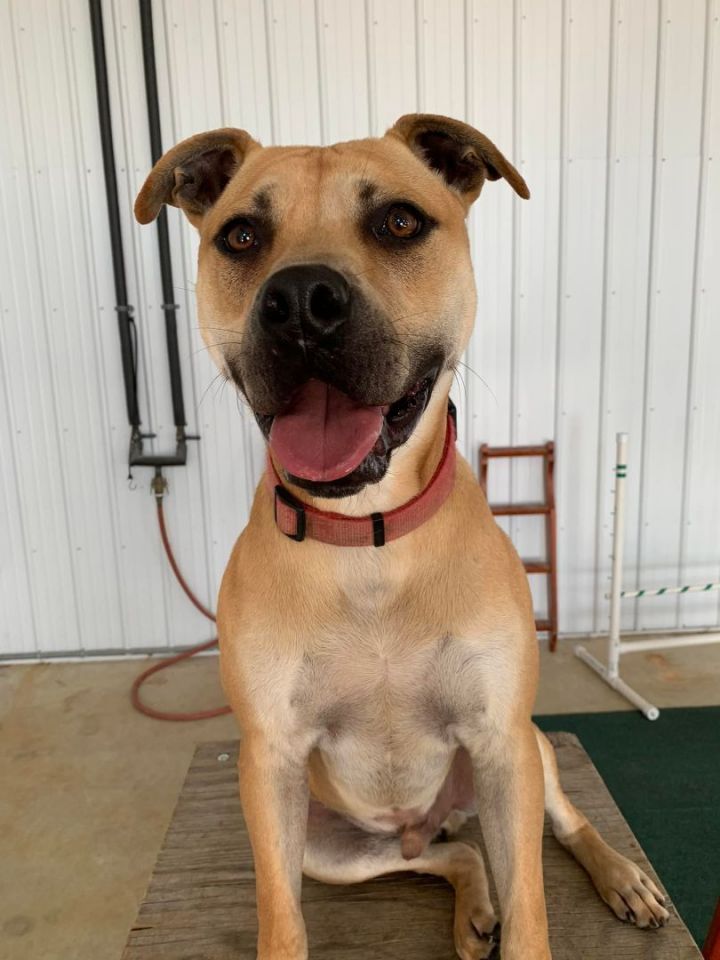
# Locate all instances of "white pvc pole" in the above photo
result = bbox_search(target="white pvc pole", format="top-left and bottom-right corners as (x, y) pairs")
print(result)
(608, 432), (628, 679)
(576, 429), (720, 720)
(574, 645), (660, 720)
(565, 625), (720, 640)
(618, 632), (720, 653)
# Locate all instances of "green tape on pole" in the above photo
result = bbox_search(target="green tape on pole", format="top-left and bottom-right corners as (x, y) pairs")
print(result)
(615, 581), (720, 599)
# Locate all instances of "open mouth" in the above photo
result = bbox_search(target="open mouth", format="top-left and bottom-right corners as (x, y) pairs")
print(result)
(255, 370), (439, 498)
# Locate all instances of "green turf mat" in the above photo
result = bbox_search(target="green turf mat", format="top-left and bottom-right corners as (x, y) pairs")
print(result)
(535, 706), (720, 946)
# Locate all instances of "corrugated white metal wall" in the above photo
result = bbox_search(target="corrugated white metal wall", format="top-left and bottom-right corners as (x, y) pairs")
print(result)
(1, 0), (718, 657)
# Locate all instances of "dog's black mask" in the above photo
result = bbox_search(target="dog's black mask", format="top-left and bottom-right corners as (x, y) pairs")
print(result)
(228, 264), (446, 498)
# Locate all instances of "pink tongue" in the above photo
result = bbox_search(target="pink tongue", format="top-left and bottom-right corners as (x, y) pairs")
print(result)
(269, 380), (384, 482)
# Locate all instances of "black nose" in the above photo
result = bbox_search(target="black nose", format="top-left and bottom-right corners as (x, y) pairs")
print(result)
(258, 265), (351, 341)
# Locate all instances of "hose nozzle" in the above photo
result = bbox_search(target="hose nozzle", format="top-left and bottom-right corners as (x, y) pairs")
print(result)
(150, 469), (168, 501)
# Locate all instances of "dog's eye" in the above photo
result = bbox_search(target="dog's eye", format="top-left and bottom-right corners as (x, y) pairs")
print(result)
(383, 205), (423, 239)
(221, 219), (257, 253)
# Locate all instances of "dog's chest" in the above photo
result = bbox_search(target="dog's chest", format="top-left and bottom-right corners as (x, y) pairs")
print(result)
(294, 625), (486, 813)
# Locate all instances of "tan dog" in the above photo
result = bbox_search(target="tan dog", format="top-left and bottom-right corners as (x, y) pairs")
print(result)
(136, 115), (669, 960)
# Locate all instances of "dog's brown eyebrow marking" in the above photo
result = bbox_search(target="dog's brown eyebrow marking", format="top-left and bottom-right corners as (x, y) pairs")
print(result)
(251, 187), (274, 216)
(358, 180), (379, 205)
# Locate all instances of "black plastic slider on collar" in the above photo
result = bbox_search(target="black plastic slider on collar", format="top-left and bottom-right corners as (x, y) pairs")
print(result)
(274, 485), (307, 541)
(371, 512), (385, 547)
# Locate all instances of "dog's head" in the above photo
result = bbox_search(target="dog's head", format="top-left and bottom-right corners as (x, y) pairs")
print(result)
(135, 115), (528, 497)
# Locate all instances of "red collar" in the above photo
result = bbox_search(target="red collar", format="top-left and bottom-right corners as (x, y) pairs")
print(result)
(265, 408), (457, 547)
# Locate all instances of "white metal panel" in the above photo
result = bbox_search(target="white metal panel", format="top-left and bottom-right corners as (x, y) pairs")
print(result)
(1, 0), (118, 654)
(0, 342), (35, 653)
(73, 0), (173, 653)
(416, 0), (466, 115)
(267, 0), (322, 145)
(465, 0), (515, 528)
(217, 0), (275, 142)
(317, 0), (370, 143)
(679, 0), (720, 629)
(555, 0), (612, 634)
(0, 1), (40, 656)
(637, 0), (707, 630)
(512, 0), (564, 614)
(415, 0), (469, 459)
(150, 0), (237, 642)
(188, 0), (271, 595)
(2, 0), (720, 657)
(594, 0), (659, 632)
(367, 0), (418, 134)
(105, 0), (213, 649)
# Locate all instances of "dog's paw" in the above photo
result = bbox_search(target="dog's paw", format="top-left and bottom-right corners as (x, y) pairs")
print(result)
(595, 854), (671, 929)
(454, 908), (499, 960)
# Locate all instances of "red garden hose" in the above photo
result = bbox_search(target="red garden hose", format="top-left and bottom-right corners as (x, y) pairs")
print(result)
(130, 495), (231, 721)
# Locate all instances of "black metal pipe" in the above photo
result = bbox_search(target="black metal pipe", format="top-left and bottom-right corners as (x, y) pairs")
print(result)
(88, 0), (141, 429)
(138, 0), (186, 430)
(89, 0), (193, 469)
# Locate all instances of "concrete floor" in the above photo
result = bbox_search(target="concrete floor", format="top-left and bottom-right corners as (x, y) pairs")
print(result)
(2, 636), (720, 960)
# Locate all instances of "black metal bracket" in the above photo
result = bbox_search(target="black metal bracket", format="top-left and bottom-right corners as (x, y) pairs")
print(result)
(129, 427), (201, 469)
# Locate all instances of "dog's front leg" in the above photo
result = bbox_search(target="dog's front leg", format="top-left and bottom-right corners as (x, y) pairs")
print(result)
(465, 722), (551, 960)
(239, 733), (310, 960)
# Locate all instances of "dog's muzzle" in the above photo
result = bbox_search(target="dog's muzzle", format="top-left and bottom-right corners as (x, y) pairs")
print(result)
(232, 264), (447, 498)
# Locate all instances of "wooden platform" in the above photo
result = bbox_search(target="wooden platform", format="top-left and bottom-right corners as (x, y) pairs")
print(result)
(122, 733), (702, 959)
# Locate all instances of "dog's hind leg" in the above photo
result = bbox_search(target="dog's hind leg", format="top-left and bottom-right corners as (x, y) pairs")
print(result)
(534, 727), (670, 929)
(304, 801), (498, 960)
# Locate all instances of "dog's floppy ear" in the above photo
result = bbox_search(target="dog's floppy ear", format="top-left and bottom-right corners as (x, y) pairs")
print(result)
(134, 128), (260, 227)
(388, 113), (529, 204)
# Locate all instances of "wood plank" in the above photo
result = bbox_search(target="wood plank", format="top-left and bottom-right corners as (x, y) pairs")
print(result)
(490, 503), (551, 516)
(122, 733), (701, 959)
(481, 445), (553, 459)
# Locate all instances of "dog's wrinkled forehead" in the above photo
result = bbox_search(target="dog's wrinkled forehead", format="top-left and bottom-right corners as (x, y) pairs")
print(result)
(200, 138), (464, 253)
